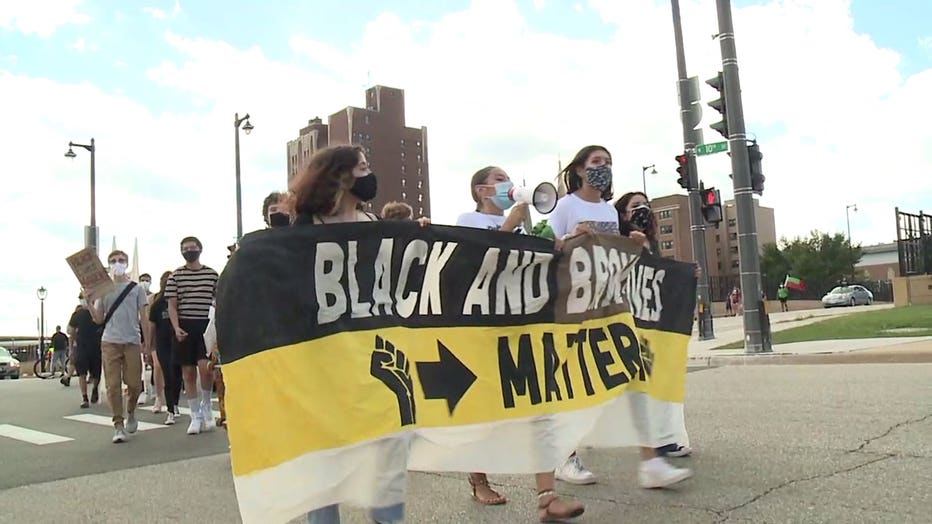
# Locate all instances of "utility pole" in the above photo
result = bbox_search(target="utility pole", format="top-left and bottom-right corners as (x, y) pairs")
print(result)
(671, 0), (714, 340)
(715, 0), (765, 353)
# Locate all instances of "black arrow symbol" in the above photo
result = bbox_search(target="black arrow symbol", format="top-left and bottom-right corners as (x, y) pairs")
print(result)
(416, 340), (477, 415)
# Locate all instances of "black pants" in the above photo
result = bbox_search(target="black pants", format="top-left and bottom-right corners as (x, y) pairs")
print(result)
(156, 340), (182, 412)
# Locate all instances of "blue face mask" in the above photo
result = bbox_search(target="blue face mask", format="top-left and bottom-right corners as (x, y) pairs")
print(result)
(490, 181), (515, 210)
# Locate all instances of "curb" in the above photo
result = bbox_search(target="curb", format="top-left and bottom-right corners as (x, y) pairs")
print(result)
(688, 350), (932, 367)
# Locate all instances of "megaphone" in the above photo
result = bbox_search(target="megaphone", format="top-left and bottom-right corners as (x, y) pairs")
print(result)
(507, 182), (559, 214)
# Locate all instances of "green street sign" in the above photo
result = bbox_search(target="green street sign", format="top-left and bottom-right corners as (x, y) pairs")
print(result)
(696, 141), (729, 156)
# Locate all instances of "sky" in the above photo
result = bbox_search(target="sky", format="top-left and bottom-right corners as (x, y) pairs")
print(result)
(1, 0), (931, 335)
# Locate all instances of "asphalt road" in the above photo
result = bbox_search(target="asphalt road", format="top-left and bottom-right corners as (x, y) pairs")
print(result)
(1, 363), (928, 523)
(0, 377), (229, 491)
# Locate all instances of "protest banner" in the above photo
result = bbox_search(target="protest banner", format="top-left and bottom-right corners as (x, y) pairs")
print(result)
(65, 247), (113, 299)
(216, 223), (695, 524)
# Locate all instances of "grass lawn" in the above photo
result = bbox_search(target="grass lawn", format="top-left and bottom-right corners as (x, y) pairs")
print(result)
(713, 305), (932, 349)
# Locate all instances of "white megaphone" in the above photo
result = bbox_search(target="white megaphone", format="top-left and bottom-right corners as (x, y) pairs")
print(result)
(507, 182), (559, 214)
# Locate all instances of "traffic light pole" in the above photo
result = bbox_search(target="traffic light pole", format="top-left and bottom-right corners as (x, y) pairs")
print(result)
(715, 0), (766, 353)
(671, 0), (714, 341)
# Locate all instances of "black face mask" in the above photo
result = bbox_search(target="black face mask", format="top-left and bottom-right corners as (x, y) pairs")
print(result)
(630, 205), (653, 231)
(268, 212), (290, 228)
(182, 250), (200, 263)
(350, 173), (378, 202)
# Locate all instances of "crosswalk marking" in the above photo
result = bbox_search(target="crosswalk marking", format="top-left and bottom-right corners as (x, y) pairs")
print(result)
(0, 424), (74, 445)
(63, 414), (168, 431)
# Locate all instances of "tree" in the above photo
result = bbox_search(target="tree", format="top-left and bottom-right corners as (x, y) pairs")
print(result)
(759, 231), (862, 298)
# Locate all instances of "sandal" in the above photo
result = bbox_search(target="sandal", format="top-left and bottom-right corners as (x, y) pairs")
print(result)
(468, 473), (507, 505)
(537, 490), (584, 522)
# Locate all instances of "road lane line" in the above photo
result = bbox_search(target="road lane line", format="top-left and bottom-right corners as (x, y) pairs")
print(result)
(0, 424), (74, 445)
(63, 414), (168, 431)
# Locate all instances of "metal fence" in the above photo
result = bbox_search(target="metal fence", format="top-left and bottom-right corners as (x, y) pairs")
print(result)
(896, 208), (931, 276)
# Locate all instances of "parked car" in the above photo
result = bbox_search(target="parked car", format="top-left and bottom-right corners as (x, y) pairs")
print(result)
(0, 346), (22, 379)
(821, 285), (873, 308)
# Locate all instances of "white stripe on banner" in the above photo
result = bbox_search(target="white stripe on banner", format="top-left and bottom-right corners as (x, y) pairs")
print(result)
(63, 414), (168, 431)
(0, 424), (74, 445)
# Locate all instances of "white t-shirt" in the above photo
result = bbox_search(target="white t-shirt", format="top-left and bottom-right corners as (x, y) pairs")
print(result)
(548, 193), (619, 238)
(456, 211), (526, 234)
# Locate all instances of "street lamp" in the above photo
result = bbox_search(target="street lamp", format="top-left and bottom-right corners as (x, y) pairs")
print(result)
(37, 286), (47, 373)
(234, 113), (253, 240)
(846, 204), (858, 243)
(65, 138), (97, 253)
(641, 164), (657, 195)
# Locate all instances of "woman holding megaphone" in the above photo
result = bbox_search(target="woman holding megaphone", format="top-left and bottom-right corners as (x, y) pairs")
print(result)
(456, 165), (586, 522)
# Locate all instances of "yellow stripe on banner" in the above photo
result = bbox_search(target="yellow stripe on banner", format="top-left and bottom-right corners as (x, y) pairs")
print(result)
(224, 311), (686, 477)
(630, 328), (689, 403)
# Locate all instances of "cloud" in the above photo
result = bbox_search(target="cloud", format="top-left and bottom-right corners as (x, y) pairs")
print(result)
(143, 0), (182, 20)
(2, 0), (931, 334)
(66, 37), (97, 52)
(0, 0), (90, 37)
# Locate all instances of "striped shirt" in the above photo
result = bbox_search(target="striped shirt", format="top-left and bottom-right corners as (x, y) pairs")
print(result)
(164, 265), (219, 320)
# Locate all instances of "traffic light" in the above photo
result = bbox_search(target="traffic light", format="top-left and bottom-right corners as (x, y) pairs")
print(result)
(699, 186), (723, 224)
(748, 141), (764, 194)
(706, 72), (728, 139)
(675, 153), (690, 189)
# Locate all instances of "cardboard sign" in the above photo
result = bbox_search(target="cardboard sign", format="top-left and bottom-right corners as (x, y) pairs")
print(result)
(66, 248), (114, 300)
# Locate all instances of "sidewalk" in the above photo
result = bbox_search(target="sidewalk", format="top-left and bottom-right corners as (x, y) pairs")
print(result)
(687, 303), (932, 366)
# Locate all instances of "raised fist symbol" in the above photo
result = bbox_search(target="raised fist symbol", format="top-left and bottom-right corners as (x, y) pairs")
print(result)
(370, 335), (416, 426)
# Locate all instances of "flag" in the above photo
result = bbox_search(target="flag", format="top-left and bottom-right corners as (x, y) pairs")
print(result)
(216, 224), (696, 524)
(784, 274), (806, 291)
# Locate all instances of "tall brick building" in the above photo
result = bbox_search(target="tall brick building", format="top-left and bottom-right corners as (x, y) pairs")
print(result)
(648, 194), (776, 296)
(286, 86), (430, 217)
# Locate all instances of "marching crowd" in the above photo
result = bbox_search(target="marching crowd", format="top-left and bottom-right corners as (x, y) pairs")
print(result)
(55, 143), (696, 523)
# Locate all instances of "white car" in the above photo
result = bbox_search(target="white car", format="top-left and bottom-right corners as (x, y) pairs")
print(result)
(0, 346), (22, 379)
(821, 285), (874, 308)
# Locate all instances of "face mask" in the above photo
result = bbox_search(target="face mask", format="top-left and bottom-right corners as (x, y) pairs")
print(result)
(110, 262), (128, 276)
(350, 172), (378, 202)
(585, 165), (613, 192)
(489, 181), (516, 211)
(630, 205), (652, 231)
(268, 212), (290, 228)
(140, 280), (151, 292)
(182, 250), (200, 263)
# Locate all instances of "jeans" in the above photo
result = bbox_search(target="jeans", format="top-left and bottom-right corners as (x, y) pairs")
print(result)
(306, 503), (404, 524)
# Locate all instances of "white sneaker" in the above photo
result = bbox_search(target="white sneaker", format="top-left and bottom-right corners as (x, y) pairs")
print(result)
(186, 417), (202, 435)
(165, 412), (176, 425)
(112, 427), (127, 443)
(137, 391), (148, 406)
(152, 397), (164, 413)
(201, 414), (216, 432)
(555, 455), (597, 485)
(638, 457), (692, 489)
(125, 414), (138, 434)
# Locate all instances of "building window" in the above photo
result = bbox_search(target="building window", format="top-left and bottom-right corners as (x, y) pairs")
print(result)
(401, 151), (406, 158)
(730, 233), (737, 241)
(661, 240), (674, 250)
(717, 262), (722, 271)
(402, 192), (406, 200)
(417, 168), (422, 176)
(659, 210), (673, 220)
(716, 248), (722, 256)
(417, 154), (422, 162)
(417, 180), (422, 189)
(731, 260), (740, 268)
(730, 246), (739, 254)
(417, 141), (421, 147)
(418, 194), (423, 202)
(365, 114), (370, 124)
(418, 207), (423, 215)
(715, 234), (721, 242)
(727, 218), (736, 227)
(401, 179), (406, 187)
(401, 165), (406, 173)
(401, 139), (406, 146)
(660, 225), (674, 235)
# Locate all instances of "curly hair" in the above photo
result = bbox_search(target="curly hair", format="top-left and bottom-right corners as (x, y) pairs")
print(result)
(381, 201), (414, 220)
(560, 145), (613, 201)
(285, 145), (364, 217)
